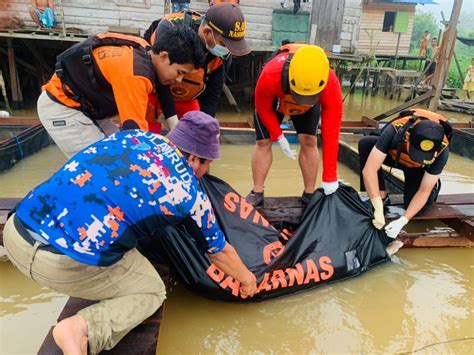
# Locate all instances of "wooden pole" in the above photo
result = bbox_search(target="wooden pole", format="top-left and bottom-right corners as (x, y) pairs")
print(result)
(428, 0), (463, 111)
(6, 38), (20, 110)
(440, 11), (466, 86)
(57, 0), (67, 37)
(0, 70), (12, 114)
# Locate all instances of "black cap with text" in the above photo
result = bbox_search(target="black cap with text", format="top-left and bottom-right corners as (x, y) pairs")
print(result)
(205, 3), (250, 56)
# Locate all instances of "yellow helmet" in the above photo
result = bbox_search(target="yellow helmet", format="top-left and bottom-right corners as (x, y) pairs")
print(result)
(288, 45), (329, 105)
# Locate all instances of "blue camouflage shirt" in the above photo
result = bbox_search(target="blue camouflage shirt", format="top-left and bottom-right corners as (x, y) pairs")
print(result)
(16, 130), (226, 266)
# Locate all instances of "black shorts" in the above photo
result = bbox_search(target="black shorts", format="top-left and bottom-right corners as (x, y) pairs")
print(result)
(254, 100), (321, 141)
(424, 61), (436, 75)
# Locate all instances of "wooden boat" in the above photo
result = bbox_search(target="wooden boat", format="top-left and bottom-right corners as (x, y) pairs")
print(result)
(0, 117), (51, 172)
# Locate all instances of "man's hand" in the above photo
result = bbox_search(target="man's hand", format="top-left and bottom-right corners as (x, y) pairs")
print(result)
(321, 181), (339, 195)
(370, 196), (385, 229)
(240, 272), (257, 297)
(277, 135), (297, 159)
(385, 216), (409, 239)
(166, 114), (179, 131)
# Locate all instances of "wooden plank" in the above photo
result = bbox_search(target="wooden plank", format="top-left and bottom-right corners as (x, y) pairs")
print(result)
(0, 117), (40, 126)
(370, 89), (434, 121)
(399, 233), (474, 248)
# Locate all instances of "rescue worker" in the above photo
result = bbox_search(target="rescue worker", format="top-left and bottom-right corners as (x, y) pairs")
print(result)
(246, 43), (343, 206)
(3, 111), (257, 355)
(38, 27), (204, 158)
(147, 2), (250, 123)
(359, 109), (451, 241)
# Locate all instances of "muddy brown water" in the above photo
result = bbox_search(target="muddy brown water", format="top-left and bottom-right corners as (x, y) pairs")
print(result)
(0, 93), (472, 354)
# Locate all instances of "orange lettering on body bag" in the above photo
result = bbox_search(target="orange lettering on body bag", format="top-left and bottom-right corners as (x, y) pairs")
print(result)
(221, 276), (241, 297)
(224, 192), (239, 212)
(319, 256), (334, 280)
(206, 263), (225, 283)
(285, 263), (305, 287)
(304, 259), (321, 284)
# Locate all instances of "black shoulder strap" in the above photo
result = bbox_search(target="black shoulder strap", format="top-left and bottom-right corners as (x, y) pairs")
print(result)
(183, 10), (194, 27)
(281, 53), (294, 95)
(392, 116), (418, 168)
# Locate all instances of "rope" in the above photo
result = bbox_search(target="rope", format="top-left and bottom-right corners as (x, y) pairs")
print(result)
(13, 135), (24, 159)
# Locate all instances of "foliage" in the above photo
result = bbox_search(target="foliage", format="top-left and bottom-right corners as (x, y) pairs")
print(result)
(410, 12), (474, 88)
(410, 12), (439, 53)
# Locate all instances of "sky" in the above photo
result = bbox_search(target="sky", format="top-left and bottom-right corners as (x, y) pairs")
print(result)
(417, 0), (474, 22)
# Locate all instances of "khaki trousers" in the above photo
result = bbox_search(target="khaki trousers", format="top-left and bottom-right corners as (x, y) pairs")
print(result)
(37, 91), (119, 158)
(3, 215), (166, 354)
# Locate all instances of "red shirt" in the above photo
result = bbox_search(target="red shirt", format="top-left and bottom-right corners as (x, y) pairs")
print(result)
(254, 52), (343, 183)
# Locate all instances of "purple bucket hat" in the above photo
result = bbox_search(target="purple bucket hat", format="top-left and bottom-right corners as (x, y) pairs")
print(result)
(166, 111), (221, 160)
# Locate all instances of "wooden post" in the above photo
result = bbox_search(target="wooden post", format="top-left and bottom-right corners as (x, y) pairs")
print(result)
(0, 70), (12, 114)
(57, 0), (67, 37)
(6, 38), (20, 110)
(429, 0), (463, 111)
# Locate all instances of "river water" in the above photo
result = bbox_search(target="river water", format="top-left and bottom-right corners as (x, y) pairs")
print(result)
(0, 92), (473, 354)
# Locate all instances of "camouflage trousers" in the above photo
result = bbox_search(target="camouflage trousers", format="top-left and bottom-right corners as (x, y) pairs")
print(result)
(3, 215), (166, 354)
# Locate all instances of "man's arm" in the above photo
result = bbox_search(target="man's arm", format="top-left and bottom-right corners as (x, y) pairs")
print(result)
(319, 69), (343, 183)
(362, 147), (387, 199)
(31, 0), (38, 8)
(404, 172), (440, 220)
(199, 64), (224, 117)
(254, 71), (283, 141)
(208, 244), (257, 296)
(112, 75), (154, 130)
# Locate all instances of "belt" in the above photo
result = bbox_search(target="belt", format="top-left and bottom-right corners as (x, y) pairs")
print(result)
(14, 214), (63, 254)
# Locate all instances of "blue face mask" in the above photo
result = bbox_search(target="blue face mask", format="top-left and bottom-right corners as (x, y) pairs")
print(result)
(206, 31), (230, 58)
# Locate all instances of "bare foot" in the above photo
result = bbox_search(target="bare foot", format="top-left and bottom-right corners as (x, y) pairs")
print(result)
(53, 315), (88, 355)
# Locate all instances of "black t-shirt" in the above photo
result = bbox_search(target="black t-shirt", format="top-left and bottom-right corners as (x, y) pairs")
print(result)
(375, 125), (449, 175)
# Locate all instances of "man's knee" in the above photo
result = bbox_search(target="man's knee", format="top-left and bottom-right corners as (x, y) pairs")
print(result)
(255, 139), (272, 150)
(298, 134), (317, 149)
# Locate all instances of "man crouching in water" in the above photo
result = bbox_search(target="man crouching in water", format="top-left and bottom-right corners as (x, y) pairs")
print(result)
(3, 111), (257, 354)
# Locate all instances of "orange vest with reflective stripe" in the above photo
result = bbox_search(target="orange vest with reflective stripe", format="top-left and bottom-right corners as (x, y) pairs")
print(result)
(388, 109), (449, 168)
(277, 43), (315, 116)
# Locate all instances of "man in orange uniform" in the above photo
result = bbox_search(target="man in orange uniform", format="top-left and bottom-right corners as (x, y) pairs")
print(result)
(246, 44), (343, 206)
(38, 27), (204, 157)
(148, 3), (250, 123)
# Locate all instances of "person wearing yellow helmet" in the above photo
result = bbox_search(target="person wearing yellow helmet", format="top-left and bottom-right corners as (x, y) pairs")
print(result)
(246, 43), (343, 206)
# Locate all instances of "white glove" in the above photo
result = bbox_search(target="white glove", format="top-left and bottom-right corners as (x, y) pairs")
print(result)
(321, 181), (339, 195)
(166, 114), (179, 131)
(385, 216), (409, 239)
(370, 196), (385, 230)
(277, 135), (297, 159)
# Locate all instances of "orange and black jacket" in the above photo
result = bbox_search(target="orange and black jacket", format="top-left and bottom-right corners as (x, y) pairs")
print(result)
(43, 33), (157, 130)
(147, 11), (228, 117)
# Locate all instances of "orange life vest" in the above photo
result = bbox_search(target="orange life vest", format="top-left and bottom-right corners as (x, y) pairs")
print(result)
(54, 32), (151, 120)
(388, 109), (450, 168)
(277, 43), (317, 116)
(152, 11), (224, 102)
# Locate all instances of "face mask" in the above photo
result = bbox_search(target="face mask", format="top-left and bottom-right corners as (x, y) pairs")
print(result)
(206, 30), (230, 58)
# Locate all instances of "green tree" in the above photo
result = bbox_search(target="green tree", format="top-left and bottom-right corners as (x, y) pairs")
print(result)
(410, 12), (440, 53)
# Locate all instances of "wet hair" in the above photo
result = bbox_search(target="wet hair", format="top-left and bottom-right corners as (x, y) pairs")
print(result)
(152, 26), (205, 69)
